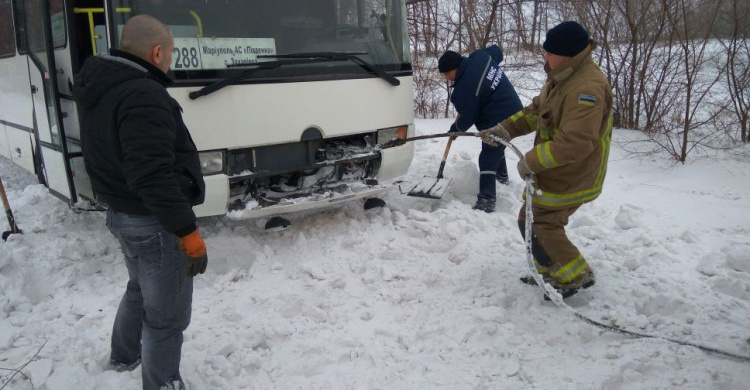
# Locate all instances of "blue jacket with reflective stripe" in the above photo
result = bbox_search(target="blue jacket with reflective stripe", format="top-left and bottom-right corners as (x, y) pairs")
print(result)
(450, 45), (522, 131)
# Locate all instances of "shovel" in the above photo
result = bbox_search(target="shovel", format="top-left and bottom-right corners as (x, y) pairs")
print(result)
(405, 135), (456, 199)
(0, 177), (22, 241)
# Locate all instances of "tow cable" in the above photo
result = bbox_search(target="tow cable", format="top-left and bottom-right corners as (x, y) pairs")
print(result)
(499, 138), (750, 364)
(381, 132), (749, 362)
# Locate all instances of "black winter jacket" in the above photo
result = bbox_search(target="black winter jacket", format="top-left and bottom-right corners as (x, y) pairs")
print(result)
(73, 50), (205, 237)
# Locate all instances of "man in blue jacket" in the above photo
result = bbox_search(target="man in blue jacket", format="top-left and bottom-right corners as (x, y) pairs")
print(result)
(439, 46), (523, 213)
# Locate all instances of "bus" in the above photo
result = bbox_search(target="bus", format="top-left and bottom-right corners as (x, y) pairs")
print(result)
(0, 0), (415, 228)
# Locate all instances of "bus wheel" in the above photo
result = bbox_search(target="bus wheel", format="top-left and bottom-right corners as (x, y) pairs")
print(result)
(265, 216), (291, 231)
(364, 198), (386, 210)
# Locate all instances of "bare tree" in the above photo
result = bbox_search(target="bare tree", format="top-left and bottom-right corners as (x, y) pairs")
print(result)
(720, 0), (750, 143)
(655, 0), (724, 162)
(566, 0), (671, 130)
(407, 0), (746, 158)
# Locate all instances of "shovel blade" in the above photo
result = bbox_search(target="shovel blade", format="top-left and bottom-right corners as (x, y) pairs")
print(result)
(2, 229), (21, 241)
(404, 177), (452, 199)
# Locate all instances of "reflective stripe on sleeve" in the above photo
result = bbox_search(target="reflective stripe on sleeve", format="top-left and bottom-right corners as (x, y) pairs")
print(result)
(594, 112), (613, 188)
(535, 142), (558, 169)
(476, 58), (492, 97)
(509, 110), (538, 131)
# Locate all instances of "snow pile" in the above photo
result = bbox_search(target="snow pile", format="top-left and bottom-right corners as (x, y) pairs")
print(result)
(0, 120), (749, 389)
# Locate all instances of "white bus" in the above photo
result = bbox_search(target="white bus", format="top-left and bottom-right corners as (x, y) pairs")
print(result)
(0, 0), (415, 228)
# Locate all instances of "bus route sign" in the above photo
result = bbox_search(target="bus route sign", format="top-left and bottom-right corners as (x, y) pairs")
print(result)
(171, 38), (277, 70)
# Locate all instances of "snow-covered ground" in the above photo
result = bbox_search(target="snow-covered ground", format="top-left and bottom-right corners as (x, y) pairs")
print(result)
(1, 120), (749, 389)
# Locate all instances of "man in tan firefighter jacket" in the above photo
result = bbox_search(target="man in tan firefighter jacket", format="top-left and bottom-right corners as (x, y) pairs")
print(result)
(479, 21), (613, 299)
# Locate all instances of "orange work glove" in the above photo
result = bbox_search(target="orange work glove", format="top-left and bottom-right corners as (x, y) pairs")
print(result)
(178, 229), (208, 277)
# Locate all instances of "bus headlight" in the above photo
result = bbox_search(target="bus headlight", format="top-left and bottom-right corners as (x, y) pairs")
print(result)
(377, 125), (407, 145)
(199, 151), (224, 175)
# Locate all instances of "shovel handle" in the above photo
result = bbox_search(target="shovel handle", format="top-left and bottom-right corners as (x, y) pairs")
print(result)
(0, 178), (20, 234)
(0, 178), (9, 211)
(442, 135), (455, 160)
(436, 135), (455, 179)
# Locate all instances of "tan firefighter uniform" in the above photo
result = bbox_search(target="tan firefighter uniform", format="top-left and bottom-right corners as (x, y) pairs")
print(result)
(501, 41), (613, 289)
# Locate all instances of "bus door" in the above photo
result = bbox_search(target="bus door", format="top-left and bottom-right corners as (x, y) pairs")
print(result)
(22, 0), (76, 203)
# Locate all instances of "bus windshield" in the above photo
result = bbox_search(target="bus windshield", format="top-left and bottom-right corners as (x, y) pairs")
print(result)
(111, 0), (411, 81)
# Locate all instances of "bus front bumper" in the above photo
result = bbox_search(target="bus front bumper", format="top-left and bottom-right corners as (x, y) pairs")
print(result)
(225, 181), (397, 220)
(193, 174), (400, 220)
(192, 143), (413, 220)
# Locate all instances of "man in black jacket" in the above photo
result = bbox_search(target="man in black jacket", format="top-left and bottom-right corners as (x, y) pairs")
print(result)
(74, 15), (207, 390)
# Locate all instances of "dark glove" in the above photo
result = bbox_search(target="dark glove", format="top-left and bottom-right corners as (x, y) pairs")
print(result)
(517, 159), (534, 180)
(448, 123), (462, 133)
(178, 229), (208, 277)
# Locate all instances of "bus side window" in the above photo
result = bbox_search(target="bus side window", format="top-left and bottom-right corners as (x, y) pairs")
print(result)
(0, 0), (15, 58)
(12, 0), (27, 53)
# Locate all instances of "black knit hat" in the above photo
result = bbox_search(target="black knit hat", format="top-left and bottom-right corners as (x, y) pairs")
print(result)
(438, 50), (463, 73)
(543, 21), (590, 57)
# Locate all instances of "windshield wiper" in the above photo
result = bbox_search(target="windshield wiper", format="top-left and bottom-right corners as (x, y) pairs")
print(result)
(191, 57), (355, 99)
(190, 57), (340, 99)
(259, 51), (401, 87)
(190, 61), (276, 99)
(189, 52), (400, 100)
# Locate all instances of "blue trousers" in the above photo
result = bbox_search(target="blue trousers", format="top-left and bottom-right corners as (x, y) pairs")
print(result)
(107, 210), (191, 390)
(477, 142), (508, 202)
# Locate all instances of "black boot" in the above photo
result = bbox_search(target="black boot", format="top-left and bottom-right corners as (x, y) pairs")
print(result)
(543, 279), (596, 301)
(108, 356), (141, 372)
(520, 275), (547, 286)
(473, 198), (495, 213)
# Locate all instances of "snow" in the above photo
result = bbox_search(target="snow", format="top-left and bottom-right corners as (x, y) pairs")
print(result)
(1, 120), (749, 389)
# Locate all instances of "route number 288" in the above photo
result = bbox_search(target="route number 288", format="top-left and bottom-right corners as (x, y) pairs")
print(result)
(172, 47), (200, 69)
